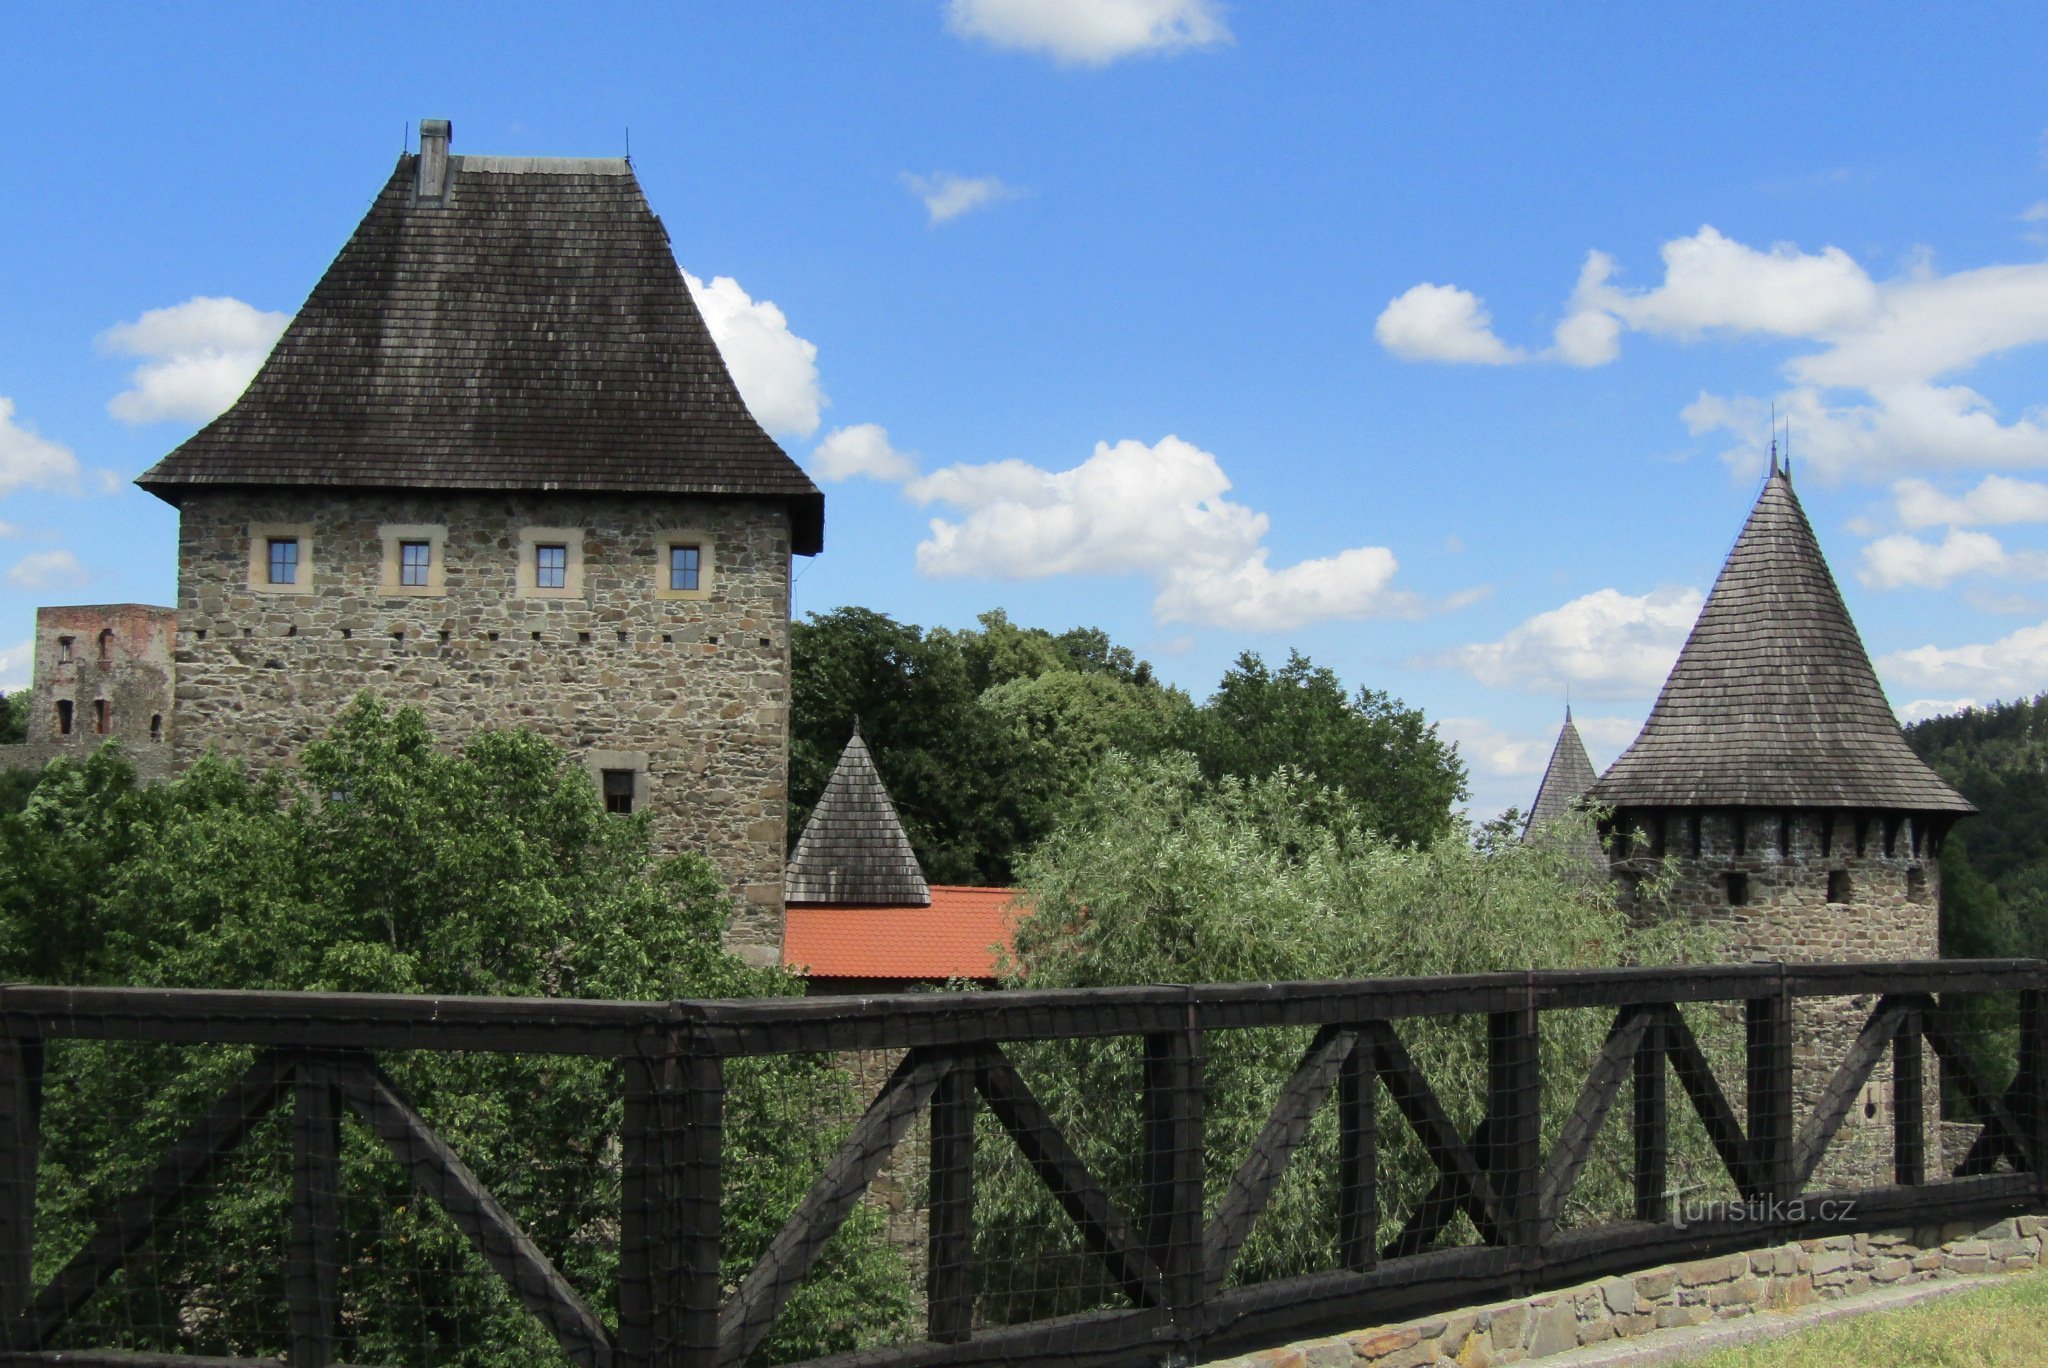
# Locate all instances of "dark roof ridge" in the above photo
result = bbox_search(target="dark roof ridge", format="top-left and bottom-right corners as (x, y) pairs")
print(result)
(137, 147), (824, 554)
(785, 730), (932, 906)
(1586, 470), (1972, 814)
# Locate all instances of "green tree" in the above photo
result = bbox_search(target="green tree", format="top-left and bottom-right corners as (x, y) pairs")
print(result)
(0, 704), (911, 1366)
(0, 689), (27, 744)
(1189, 651), (1466, 846)
(969, 754), (1713, 1317)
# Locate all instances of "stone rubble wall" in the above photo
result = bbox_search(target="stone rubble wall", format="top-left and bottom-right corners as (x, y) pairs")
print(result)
(1213, 1212), (2044, 1368)
(170, 489), (795, 963)
(1612, 808), (1943, 1189)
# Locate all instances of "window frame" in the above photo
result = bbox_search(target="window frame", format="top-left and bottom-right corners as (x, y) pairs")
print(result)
(516, 527), (585, 599)
(652, 529), (716, 601)
(247, 523), (315, 595)
(379, 524), (448, 597)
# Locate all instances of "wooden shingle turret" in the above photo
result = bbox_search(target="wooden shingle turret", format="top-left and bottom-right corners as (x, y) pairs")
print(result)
(1522, 708), (1599, 844)
(137, 128), (823, 553)
(1586, 468), (1970, 815)
(785, 728), (931, 907)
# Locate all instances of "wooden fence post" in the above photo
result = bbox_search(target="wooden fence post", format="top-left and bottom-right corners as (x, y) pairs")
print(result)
(621, 1035), (681, 1368)
(289, 1063), (342, 1367)
(678, 1046), (724, 1365)
(1633, 1015), (1667, 1224)
(1143, 1008), (1204, 1349)
(1746, 972), (1795, 1206)
(1337, 1031), (1377, 1272)
(1488, 983), (1541, 1285)
(0, 1038), (41, 1327)
(2023, 985), (2048, 1196)
(927, 1059), (975, 1344)
(1893, 1006), (1925, 1188)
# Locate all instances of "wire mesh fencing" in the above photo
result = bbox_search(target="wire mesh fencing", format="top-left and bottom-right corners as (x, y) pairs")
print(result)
(0, 963), (2042, 1368)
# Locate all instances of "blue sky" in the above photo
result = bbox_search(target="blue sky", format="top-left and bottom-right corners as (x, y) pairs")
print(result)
(4, 2), (2048, 815)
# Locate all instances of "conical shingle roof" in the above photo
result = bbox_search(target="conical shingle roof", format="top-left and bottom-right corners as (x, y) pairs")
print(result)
(138, 148), (823, 553)
(1586, 469), (1972, 813)
(1523, 708), (1599, 841)
(785, 729), (931, 906)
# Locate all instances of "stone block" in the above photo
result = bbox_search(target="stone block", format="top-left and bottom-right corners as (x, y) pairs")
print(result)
(1527, 1301), (1577, 1357)
(1810, 1250), (1855, 1276)
(1767, 1274), (1814, 1309)
(1598, 1277), (1636, 1316)
(1632, 1269), (1677, 1300)
(1302, 1341), (1353, 1368)
(1871, 1256), (1912, 1283)
(1708, 1275), (1763, 1307)
(1344, 1327), (1419, 1361)
(1488, 1306), (1527, 1349)
(1654, 1303), (1710, 1329)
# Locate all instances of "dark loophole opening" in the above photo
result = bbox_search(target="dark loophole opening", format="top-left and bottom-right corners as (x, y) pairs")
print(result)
(54, 699), (72, 736)
(1828, 870), (1851, 904)
(601, 769), (635, 816)
(1724, 871), (1749, 906)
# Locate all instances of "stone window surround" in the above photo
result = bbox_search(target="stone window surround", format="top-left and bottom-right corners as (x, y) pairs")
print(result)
(652, 530), (716, 601)
(247, 523), (315, 595)
(583, 749), (650, 815)
(517, 527), (585, 599)
(378, 523), (449, 597)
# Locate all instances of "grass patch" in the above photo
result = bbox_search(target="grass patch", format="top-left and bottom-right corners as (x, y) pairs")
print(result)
(1688, 1270), (2048, 1366)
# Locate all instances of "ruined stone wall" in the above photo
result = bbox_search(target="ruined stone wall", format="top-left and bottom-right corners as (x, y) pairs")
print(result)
(171, 489), (794, 963)
(1612, 808), (1943, 1187)
(0, 604), (178, 779)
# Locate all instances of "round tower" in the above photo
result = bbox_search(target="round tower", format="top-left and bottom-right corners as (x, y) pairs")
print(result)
(1585, 461), (1974, 1186)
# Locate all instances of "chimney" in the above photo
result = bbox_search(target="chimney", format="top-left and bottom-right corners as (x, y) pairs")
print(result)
(417, 119), (452, 200)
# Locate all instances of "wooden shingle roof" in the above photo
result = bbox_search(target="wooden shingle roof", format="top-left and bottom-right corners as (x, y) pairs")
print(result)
(1522, 708), (1599, 842)
(137, 149), (823, 554)
(1586, 469), (1971, 814)
(784, 728), (932, 906)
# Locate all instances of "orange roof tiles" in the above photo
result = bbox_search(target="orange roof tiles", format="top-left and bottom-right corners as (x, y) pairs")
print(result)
(782, 886), (1022, 982)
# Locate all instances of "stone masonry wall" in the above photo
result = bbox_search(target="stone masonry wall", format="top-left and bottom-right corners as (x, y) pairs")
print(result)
(171, 489), (794, 963)
(1612, 808), (1942, 1188)
(1214, 1212), (2047, 1368)
(0, 603), (178, 780)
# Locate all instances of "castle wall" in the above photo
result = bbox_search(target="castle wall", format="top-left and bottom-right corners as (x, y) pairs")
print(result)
(0, 604), (177, 779)
(171, 489), (794, 963)
(1612, 808), (1943, 1188)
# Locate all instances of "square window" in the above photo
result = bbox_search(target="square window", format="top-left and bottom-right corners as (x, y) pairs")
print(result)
(399, 540), (432, 587)
(602, 769), (636, 815)
(268, 538), (300, 585)
(669, 544), (701, 592)
(536, 543), (567, 590)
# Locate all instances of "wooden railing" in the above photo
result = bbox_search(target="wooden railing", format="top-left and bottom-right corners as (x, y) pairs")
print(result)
(0, 960), (2041, 1367)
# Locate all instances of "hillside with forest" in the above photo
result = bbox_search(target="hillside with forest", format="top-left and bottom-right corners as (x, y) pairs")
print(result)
(1905, 695), (2048, 961)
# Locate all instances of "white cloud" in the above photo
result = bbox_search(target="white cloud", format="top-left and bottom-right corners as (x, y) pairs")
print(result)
(683, 271), (824, 439)
(1375, 284), (1525, 365)
(6, 549), (86, 591)
(812, 424), (918, 483)
(1860, 529), (2048, 589)
(1441, 714), (1642, 782)
(1893, 475), (2048, 529)
(945, 0), (1229, 65)
(100, 296), (290, 424)
(1571, 227), (1879, 341)
(1439, 586), (1705, 699)
(0, 639), (30, 692)
(0, 398), (81, 496)
(901, 172), (1024, 225)
(1896, 697), (1980, 724)
(1389, 224), (2048, 481)
(1885, 621), (2048, 698)
(906, 434), (1435, 630)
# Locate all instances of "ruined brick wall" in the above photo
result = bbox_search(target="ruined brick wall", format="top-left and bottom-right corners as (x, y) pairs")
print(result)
(170, 489), (794, 963)
(1613, 808), (1942, 1187)
(0, 604), (178, 778)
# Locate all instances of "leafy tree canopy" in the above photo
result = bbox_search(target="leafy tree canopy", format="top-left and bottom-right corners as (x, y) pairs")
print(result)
(790, 610), (1465, 884)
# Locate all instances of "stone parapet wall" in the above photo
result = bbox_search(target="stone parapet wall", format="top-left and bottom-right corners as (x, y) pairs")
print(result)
(171, 489), (795, 962)
(0, 738), (174, 781)
(1611, 807), (1943, 1188)
(1215, 1212), (2046, 1368)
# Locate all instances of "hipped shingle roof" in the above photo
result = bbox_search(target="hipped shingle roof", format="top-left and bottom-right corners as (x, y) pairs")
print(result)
(785, 729), (931, 906)
(1523, 709), (1599, 843)
(137, 152), (823, 554)
(1586, 470), (1971, 813)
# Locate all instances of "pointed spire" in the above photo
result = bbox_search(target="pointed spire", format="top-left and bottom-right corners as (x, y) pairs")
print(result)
(785, 730), (932, 906)
(1523, 708), (1600, 845)
(1587, 475), (1972, 813)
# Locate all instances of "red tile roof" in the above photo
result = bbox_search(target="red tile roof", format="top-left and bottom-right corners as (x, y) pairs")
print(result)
(782, 886), (1022, 983)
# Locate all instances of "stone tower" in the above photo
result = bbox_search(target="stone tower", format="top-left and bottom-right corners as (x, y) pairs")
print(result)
(132, 121), (823, 965)
(1585, 461), (1973, 1179)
